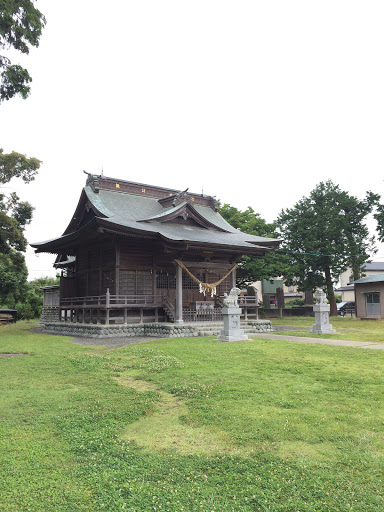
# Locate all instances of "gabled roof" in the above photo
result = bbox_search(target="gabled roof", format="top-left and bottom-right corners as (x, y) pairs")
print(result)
(31, 174), (281, 255)
(353, 274), (384, 285)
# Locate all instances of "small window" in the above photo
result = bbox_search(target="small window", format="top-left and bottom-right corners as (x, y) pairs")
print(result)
(366, 293), (380, 315)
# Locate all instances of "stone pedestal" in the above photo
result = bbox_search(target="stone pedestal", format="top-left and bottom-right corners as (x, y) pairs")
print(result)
(216, 307), (249, 342)
(309, 304), (336, 334)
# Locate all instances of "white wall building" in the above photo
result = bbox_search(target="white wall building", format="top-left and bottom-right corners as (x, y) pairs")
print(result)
(336, 262), (384, 302)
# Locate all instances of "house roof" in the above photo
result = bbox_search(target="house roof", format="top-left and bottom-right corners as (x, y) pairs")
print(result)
(352, 274), (384, 285)
(335, 286), (355, 292)
(363, 262), (384, 271)
(31, 174), (281, 255)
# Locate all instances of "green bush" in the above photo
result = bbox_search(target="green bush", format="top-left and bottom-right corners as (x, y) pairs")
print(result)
(285, 298), (305, 307)
(2, 275), (59, 319)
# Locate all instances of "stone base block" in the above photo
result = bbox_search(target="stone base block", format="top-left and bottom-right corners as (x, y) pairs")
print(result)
(216, 334), (249, 342)
(309, 325), (336, 334)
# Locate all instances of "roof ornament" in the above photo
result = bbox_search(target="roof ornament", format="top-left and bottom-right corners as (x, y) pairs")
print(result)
(172, 188), (189, 207)
(83, 170), (100, 193)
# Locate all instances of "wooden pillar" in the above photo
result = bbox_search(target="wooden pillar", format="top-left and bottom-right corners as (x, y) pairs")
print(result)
(231, 267), (236, 289)
(175, 264), (184, 323)
(106, 288), (110, 325)
(115, 241), (120, 296)
(99, 247), (103, 295)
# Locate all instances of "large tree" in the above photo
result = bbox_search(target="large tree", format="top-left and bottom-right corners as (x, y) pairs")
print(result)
(0, 1), (45, 308)
(0, 0), (46, 102)
(218, 203), (293, 286)
(277, 180), (379, 315)
(0, 250), (28, 307)
(0, 148), (41, 307)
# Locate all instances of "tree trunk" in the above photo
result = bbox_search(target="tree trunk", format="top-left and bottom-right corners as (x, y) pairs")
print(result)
(304, 290), (313, 305)
(352, 263), (361, 281)
(324, 265), (337, 316)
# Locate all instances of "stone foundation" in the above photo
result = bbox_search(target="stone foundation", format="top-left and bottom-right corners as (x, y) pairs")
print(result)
(42, 319), (275, 338)
(39, 306), (60, 325)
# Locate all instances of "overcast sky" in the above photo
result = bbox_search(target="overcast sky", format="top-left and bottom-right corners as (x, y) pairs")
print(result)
(2, 1), (384, 279)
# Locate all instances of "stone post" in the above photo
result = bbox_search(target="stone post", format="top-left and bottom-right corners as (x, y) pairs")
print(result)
(309, 288), (336, 334)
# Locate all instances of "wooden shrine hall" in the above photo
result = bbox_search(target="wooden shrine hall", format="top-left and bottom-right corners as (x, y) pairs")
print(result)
(32, 173), (280, 328)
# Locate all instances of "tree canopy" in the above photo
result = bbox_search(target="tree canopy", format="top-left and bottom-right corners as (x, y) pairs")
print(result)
(0, 0), (46, 102)
(0, 148), (41, 252)
(277, 180), (380, 315)
(218, 203), (293, 286)
(0, 148), (42, 309)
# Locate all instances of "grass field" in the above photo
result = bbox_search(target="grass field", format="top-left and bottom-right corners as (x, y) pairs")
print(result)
(273, 316), (384, 343)
(0, 320), (383, 511)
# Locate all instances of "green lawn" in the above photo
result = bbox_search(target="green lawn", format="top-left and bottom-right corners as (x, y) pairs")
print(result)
(273, 316), (384, 342)
(0, 321), (383, 511)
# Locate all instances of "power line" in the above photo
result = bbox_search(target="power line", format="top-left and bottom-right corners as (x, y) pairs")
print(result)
(276, 248), (371, 258)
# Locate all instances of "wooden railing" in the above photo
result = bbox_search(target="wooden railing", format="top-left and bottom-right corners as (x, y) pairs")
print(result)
(59, 290), (259, 324)
(61, 295), (108, 307)
(61, 292), (159, 308)
(183, 308), (223, 322)
(162, 295), (175, 321)
(238, 296), (258, 306)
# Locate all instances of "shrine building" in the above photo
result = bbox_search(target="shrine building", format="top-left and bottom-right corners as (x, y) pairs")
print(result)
(32, 173), (280, 335)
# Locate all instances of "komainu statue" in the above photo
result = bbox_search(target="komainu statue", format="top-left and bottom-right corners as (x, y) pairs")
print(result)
(314, 288), (327, 305)
(222, 287), (241, 307)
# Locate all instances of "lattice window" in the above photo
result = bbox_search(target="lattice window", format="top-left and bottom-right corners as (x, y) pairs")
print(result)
(156, 272), (176, 289)
(120, 270), (153, 295)
(119, 271), (136, 295)
(215, 273), (232, 295)
(182, 273), (204, 290)
(137, 271), (153, 295)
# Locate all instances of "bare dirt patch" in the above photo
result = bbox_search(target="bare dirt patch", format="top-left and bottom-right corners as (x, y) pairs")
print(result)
(0, 353), (30, 358)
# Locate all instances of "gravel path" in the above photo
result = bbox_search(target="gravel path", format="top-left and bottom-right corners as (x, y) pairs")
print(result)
(250, 333), (384, 350)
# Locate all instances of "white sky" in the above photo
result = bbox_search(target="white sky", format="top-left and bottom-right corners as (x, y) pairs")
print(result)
(1, 0), (384, 279)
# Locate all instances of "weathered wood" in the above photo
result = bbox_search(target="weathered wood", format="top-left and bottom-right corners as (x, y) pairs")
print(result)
(33, 176), (280, 325)
(175, 264), (184, 323)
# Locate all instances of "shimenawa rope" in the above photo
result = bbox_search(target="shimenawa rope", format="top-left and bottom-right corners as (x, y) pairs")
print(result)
(174, 259), (237, 297)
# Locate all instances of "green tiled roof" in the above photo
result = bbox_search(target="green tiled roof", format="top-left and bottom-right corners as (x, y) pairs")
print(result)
(353, 274), (384, 284)
(32, 176), (281, 254)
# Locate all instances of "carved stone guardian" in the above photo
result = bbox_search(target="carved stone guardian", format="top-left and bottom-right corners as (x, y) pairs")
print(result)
(309, 288), (336, 334)
(216, 288), (249, 342)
